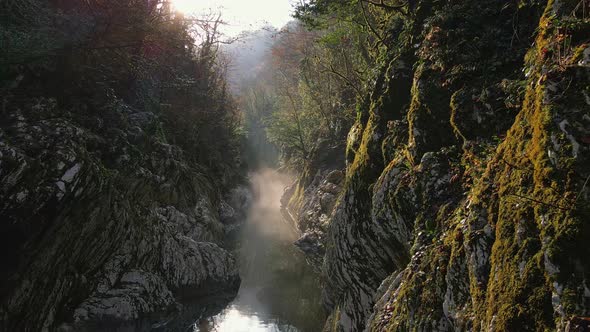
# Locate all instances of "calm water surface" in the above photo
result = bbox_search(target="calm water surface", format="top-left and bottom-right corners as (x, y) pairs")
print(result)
(196, 170), (326, 332)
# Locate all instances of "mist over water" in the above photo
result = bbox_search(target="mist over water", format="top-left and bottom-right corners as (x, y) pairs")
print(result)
(197, 168), (325, 332)
(245, 169), (296, 240)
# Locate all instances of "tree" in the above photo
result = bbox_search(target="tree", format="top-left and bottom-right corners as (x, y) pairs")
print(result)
(1, 0), (245, 186)
(231, 18), (371, 169)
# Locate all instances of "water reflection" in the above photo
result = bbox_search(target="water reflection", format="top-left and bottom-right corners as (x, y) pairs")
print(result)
(197, 306), (297, 332)
(198, 169), (326, 332)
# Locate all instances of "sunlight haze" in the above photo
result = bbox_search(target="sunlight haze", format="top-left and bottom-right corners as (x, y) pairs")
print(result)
(170, 0), (295, 36)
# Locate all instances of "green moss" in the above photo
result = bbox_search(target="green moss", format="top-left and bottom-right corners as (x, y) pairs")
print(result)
(326, 0), (589, 331)
(322, 306), (343, 332)
(468, 1), (590, 328)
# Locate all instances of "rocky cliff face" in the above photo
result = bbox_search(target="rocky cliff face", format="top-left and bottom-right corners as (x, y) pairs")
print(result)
(0, 96), (246, 331)
(287, 0), (590, 330)
(281, 139), (346, 268)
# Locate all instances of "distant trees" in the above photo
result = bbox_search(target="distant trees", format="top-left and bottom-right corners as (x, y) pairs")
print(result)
(244, 0), (413, 170)
(1, 0), (244, 185)
(234, 17), (373, 170)
(239, 73), (280, 168)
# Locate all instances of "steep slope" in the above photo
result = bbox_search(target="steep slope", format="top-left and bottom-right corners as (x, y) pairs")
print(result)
(288, 0), (590, 330)
(0, 94), (243, 331)
(0, 1), (246, 330)
(281, 139), (346, 268)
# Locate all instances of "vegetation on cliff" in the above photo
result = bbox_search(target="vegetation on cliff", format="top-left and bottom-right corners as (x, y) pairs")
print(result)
(0, 0), (246, 330)
(2, 0), (589, 331)
(280, 0), (590, 331)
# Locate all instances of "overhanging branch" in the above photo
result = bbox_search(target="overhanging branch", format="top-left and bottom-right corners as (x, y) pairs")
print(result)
(361, 0), (408, 15)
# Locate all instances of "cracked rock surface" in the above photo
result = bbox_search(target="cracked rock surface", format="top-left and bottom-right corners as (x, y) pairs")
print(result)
(0, 97), (242, 331)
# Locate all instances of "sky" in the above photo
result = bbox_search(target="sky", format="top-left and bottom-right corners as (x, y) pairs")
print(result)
(170, 0), (295, 37)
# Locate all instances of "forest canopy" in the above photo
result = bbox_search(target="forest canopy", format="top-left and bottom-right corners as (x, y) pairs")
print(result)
(1, 0), (244, 186)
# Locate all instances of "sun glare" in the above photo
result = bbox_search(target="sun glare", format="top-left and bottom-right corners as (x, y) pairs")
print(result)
(169, 0), (198, 14)
(169, 0), (294, 36)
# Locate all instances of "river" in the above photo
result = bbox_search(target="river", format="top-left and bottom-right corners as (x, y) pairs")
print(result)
(196, 169), (326, 332)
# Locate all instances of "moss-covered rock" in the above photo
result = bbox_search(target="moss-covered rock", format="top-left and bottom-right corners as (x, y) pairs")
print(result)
(298, 0), (590, 331)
